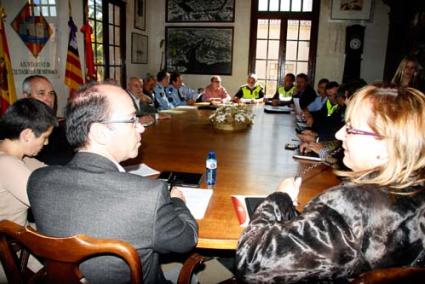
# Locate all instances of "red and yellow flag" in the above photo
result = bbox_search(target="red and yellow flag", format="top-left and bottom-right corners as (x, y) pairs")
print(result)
(0, 7), (16, 115)
(64, 1), (83, 97)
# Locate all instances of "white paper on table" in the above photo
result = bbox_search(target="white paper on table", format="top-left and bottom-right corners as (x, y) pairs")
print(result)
(174, 186), (213, 220)
(176, 105), (198, 110)
(125, 163), (160, 177)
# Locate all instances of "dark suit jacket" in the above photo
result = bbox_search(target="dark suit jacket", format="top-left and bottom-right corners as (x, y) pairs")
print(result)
(35, 120), (75, 165)
(28, 152), (198, 284)
(127, 91), (157, 117)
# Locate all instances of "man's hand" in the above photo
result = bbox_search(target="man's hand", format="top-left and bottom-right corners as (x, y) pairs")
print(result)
(271, 99), (280, 106)
(186, 99), (195, 105)
(140, 94), (153, 104)
(297, 130), (317, 143)
(170, 187), (186, 202)
(300, 142), (323, 154)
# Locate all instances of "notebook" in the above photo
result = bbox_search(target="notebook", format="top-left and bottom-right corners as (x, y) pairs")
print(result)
(292, 150), (323, 162)
(231, 195), (266, 227)
(264, 105), (292, 114)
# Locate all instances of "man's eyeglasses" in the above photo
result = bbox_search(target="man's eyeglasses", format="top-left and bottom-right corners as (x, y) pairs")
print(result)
(102, 116), (140, 127)
(345, 123), (383, 138)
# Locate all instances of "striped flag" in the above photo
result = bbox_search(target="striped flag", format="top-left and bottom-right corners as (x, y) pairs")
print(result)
(81, 22), (96, 82)
(0, 7), (16, 114)
(64, 15), (83, 96)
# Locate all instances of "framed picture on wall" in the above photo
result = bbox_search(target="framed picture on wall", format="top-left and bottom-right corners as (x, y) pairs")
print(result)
(134, 0), (146, 30)
(166, 0), (235, 23)
(131, 33), (148, 64)
(330, 0), (373, 21)
(165, 27), (233, 75)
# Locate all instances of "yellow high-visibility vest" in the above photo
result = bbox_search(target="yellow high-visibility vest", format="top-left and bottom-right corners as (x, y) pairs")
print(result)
(277, 86), (295, 101)
(241, 85), (263, 99)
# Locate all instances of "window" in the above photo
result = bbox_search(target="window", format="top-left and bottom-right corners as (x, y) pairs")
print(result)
(85, 0), (126, 86)
(33, 0), (57, 17)
(249, 0), (319, 97)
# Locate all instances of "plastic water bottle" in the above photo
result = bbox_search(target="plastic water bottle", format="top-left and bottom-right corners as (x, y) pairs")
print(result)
(206, 151), (217, 186)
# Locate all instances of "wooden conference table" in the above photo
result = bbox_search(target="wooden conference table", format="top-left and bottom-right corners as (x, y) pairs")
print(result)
(125, 104), (340, 250)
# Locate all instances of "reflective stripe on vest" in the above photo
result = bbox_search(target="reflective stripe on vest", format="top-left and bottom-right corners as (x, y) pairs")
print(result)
(241, 85), (262, 99)
(326, 99), (338, 116)
(277, 86), (295, 101)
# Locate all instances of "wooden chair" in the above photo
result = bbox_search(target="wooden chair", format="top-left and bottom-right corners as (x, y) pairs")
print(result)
(351, 266), (425, 284)
(0, 220), (204, 284)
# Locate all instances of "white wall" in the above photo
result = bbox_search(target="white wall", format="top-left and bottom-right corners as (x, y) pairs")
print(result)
(315, 0), (390, 85)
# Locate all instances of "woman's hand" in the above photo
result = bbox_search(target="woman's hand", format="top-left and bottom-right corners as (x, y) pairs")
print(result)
(277, 177), (302, 204)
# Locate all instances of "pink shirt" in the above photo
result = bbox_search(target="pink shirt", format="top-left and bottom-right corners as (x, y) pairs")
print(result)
(201, 84), (231, 103)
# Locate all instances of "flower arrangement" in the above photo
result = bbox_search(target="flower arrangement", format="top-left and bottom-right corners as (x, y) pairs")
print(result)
(209, 104), (254, 131)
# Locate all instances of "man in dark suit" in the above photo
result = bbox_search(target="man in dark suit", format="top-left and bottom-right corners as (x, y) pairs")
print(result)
(22, 75), (74, 165)
(27, 82), (198, 283)
(127, 76), (157, 116)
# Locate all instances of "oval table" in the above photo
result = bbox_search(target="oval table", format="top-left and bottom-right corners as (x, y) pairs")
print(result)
(124, 105), (340, 250)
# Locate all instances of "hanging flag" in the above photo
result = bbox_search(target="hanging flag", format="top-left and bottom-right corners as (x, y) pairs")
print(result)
(64, 2), (83, 97)
(80, 22), (96, 82)
(0, 7), (17, 114)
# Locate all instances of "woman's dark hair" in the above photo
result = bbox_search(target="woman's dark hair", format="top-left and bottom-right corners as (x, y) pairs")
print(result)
(0, 98), (58, 140)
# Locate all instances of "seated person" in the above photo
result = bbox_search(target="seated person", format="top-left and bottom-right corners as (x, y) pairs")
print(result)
(391, 55), (423, 90)
(307, 78), (329, 112)
(0, 98), (57, 225)
(22, 75), (74, 165)
(201, 75), (231, 104)
(236, 86), (425, 283)
(271, 73), (296, 106)
(27, 82), (198, 283)
(126, 76), (156, 126)
(233, 73), (264, 103)
(153, 70), (175, 110)
(302, 81), (342, 141)
(292, 73), (317, 110)
(143, 75), (157, 101)
(166, 72), (198, 106)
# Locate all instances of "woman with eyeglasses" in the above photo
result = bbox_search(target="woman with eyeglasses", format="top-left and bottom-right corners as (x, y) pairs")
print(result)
(200, 75), (231, 104)
(236, 86), (425, 283)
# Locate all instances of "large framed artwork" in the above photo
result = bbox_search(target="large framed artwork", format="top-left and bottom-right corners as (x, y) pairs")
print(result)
(166, 27), (233, 75)
(131, 33), (148, 64)
(166, 0), (235, 23)
(134, 0), (146, 30)
(330, 0), (373, 21)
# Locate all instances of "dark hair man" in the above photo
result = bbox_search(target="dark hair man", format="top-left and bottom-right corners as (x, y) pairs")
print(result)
(27, 83), (198, 283)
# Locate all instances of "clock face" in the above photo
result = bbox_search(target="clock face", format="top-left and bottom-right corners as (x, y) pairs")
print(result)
(350, 38), (362, 50)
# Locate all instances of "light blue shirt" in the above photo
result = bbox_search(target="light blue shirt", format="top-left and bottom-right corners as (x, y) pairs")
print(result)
(153, 83), (174, 110)
(166, 85), (187, 106)
(179, 84), (200, 101)
(307, 96), (328, 112)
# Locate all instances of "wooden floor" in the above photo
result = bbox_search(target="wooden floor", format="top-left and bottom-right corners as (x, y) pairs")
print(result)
(124, 105), (340, 249)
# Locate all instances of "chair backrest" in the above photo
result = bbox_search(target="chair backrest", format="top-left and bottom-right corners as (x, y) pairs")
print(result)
(0, 220), (142, 284)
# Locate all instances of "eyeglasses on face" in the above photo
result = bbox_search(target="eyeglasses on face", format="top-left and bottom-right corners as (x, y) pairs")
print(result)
(345, 122), (382, 138)
(212, 80), (221, 83)
(102, 116), (140, 127)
